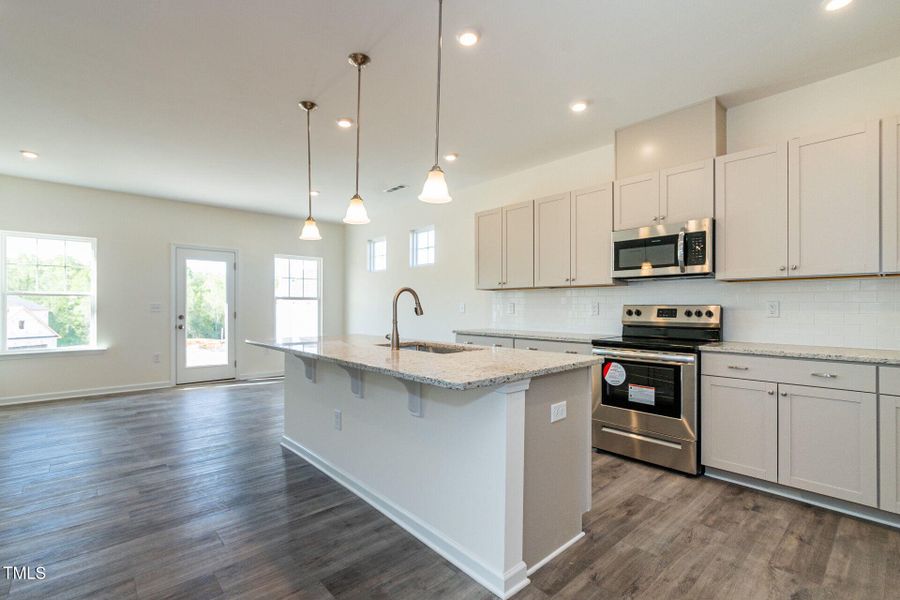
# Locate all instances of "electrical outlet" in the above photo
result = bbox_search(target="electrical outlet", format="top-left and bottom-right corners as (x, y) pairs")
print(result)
(550, 401), (567, 423)
(766, 301), (780, 318)
(333, 409), (342, 431)
(506, 302), (516, 315)
(152, 353), (161, 364)
(149, 302), (162, 313)
(591, 301), (601, 316)
(458, 302), (466, 314)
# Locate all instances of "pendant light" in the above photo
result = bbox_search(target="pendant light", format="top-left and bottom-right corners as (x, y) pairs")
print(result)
(418, 0), (452, 204)
(343, 53), (371, 225)
(298, 100), (322, 241)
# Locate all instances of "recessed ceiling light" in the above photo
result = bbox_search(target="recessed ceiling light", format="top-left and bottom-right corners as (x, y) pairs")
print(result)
(570, 101), (588, 113)
(824, 0), (853, 11)
(310, 190), (320, 197)
(456, 29), (479, 47)
(336, 117), (353, 128)
(20, 150), (39, 160)
(444, 153), (459, 162)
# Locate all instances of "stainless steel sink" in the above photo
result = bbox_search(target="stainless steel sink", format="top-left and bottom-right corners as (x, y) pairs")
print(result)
(377, 341), (478, 354)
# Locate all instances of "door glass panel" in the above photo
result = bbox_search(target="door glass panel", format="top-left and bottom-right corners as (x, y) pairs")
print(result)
(185, 259), (228, 367)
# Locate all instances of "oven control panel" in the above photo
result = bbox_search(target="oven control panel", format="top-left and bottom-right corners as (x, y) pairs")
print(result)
(622, 305), (721, 327)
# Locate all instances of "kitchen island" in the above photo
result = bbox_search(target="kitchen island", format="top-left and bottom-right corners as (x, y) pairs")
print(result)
(247, 335), (598, 599)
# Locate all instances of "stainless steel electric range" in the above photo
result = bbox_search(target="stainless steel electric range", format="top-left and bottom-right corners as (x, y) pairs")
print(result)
(591, 304), (722, 475)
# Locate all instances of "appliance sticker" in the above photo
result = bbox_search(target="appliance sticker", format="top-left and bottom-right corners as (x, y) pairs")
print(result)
(603, 362), (626, 386)
(628, 384), (656, 406)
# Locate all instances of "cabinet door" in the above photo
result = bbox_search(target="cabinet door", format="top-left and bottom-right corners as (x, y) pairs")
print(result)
(534, 193), (572, 287)
(880, 394), (900, 514)
(883, 116), (900, 274)
(475, 208), (503, 290)
(788, 121), (880, 277)
(659, 159), (714, 224)
(777, 384), (877, 507)
(571, 184), (613, 286)
(502, 200), (534, 288)
(715, 145), (789, 280)
(701, 376), (778, 482)
(613, 172), (659, 230)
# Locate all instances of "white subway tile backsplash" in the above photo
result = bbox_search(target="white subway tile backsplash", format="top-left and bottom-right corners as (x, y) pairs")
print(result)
(491, 277), (900, 350)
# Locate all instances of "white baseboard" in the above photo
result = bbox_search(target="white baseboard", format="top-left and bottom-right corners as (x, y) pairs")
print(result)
(526, 531), (585, 576)
(0, 380), (172, 406)
(705, 468), (900, 529)
(280, 435), (530, 599)
(239, 371), (284, 380)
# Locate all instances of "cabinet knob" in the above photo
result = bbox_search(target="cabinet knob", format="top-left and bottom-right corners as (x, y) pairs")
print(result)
(779, 266), (786, 271)
(780, 392), (788, 397)
(790, 265), (798, 271)
(652, 216), (659, 222)
(659, 215), (666, 221)
(767, 390), (775, 395)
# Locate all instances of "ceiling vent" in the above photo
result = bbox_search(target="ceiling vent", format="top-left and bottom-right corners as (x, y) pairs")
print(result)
(383, 184), (407, 193)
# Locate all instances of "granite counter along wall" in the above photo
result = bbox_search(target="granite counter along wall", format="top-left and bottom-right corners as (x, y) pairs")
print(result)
(491, 276), (900, 350)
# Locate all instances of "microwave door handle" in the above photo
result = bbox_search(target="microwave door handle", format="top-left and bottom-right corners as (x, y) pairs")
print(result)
(677, 230), (686, 273)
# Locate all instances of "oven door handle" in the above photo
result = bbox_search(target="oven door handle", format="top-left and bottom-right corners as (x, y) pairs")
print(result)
(677, 229), (686, 273)
(592, 347), (696, 365)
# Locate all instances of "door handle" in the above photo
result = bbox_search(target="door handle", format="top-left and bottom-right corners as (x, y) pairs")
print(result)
(677, 230), (686, 273)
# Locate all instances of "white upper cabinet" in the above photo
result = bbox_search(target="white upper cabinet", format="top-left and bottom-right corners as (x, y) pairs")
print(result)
(715, 145), (788, 280)
(613, 172), (658, 230)
(474, 208), (503, 290)
(788, 121), (880, 277)
(502, 200), (535, 288)
(571, 184), (614, 286)
(659, 158), (714, 225)
(534, 193), (572, 287)
(883, 116), (900, 274)
(614, 159), (714, 231)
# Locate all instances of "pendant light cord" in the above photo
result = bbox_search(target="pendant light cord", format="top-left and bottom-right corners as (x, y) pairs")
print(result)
(433, 0), (443, 167)
(355, 64), (362, 195)
(306, 107), (312, 217)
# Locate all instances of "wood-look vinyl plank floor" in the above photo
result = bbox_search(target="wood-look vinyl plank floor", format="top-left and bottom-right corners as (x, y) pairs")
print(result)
(2, 380), (899, 600)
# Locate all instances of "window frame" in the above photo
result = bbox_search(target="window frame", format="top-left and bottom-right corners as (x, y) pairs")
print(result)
(0, 230), (99, 355)
(273, 254), (324, 340)
(367, 237), (387, 272)
(409, 226), (436, 267)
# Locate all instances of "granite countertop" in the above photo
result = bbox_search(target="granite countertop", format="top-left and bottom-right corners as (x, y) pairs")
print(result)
(453, 328), (617, 344)
(701, 341), (900, 366)
(247, 335), (599, 390)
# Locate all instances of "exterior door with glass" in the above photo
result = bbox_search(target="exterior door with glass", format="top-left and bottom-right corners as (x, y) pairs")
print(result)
(175, 247), (236, 384)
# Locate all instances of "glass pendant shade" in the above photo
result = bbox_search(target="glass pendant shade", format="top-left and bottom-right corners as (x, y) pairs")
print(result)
(299, 216), (322, 240)
(418, 165), (452, 204)
(342, 194), (370, 224)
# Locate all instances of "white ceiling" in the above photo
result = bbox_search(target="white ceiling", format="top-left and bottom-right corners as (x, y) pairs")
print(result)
(3, 0), (900, 222)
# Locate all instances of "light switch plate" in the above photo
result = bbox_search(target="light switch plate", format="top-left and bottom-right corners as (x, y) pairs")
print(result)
(333, 409), (342, 431)
(458, 303), (466, 314)
(550, 401), (567, 423)
(766, 301), (780, 318)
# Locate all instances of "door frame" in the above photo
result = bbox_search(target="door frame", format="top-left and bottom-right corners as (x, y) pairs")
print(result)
(169, 244), (240, 386)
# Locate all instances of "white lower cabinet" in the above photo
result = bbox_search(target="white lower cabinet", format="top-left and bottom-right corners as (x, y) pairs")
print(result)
(701, 376), (778, 482)
(880, 394), (900, 514)
(454, 334), (511, 348)
(777, 384), (877, 507)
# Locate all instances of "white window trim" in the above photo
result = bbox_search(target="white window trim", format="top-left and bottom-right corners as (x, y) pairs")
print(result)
(409, 226), (435, 267)
(273, 254), (324, 338)
(0, 230), (101, 356)
(367, 237), (387, 272)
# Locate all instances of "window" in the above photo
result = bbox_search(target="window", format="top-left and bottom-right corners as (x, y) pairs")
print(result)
(410, 226), (435, 267)
(1, 231), (97, 353)
(367, 238), (387, 272)
(274, 255), (322, 340)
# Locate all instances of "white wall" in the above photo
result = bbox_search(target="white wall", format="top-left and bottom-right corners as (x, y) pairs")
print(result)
(0, 174), (345, 404)
(345, 54), (900, 350)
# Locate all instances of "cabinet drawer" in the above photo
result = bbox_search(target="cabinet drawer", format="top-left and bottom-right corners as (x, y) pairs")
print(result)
(881, 366), (900, 396)
(702, 353), (875, 392)
(455, 334), (512, 348)
(513, 338), (592, 355)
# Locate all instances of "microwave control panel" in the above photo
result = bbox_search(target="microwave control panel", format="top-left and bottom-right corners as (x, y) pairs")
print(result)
(684, 232), (707, 266)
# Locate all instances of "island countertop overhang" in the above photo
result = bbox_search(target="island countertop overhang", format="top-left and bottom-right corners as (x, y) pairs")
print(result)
(246, 335), (599, 390)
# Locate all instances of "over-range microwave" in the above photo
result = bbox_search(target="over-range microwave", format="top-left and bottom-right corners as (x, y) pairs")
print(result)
(611, 218), (714, 279)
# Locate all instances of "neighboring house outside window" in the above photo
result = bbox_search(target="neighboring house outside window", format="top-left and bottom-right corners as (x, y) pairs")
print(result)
(1, 231), (97, 353)
(274, 255), (322, 340)
(410, 226), (435, 267)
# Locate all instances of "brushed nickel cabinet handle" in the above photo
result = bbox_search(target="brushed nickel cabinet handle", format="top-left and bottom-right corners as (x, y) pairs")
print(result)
(526, 347), (538, 351)
(779, 266), (786, 271)
(780, 391), (788, 397)
(811, 372), (837, 378)
(492, 343), (502, 348)
(565, 350), (579, 354)
(727, 365), (749, 370)
(767, 390), (775, 395)
(791, 265), (798, 270)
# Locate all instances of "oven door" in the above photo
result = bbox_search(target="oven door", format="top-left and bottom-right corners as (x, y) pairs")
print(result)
(611, 218), (713, 278)
(592, 347), (697, 442)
